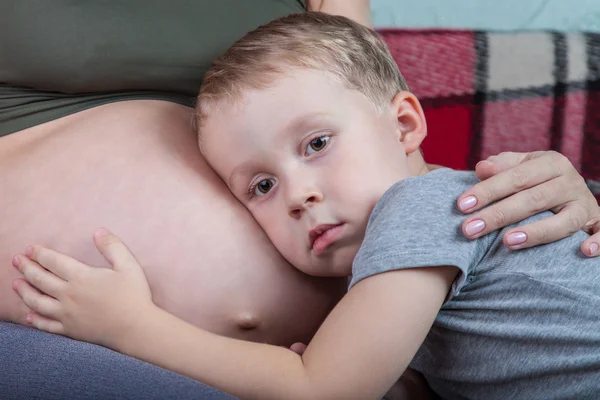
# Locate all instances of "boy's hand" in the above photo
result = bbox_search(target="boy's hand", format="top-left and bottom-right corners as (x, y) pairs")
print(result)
(457, 151), (600, 256)
(11, 228), (155, 350)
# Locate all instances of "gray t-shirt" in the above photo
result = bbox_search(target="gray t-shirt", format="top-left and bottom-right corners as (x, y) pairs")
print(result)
(350, 169), (600, 400)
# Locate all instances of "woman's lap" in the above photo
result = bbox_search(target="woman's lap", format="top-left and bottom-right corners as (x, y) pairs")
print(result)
(0, 322), (237, 400)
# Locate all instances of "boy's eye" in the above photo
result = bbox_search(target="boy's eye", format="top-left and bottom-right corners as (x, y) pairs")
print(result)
(306, 135), (330, 155)
(253, 178), (276, 196)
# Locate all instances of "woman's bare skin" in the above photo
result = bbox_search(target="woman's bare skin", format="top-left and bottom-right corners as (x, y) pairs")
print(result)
(0, 100), (347, 346)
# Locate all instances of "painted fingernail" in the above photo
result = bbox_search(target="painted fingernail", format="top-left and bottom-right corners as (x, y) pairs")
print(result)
(590, 242), (599, 256)
(12, 280), (20, 291)
(12, 256), (20, 269)
(95, 228), (109, 237)
(459, 196), (478, 211)
(25, 246), (33, 257)
(25, 314), (33, 325)
(465, 219), (485, 236)
(507, 232), (528, 246)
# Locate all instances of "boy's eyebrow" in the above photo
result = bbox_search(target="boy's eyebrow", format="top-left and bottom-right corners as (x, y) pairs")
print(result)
(228, 112), (332, 190)
(284, 112), (331, 134)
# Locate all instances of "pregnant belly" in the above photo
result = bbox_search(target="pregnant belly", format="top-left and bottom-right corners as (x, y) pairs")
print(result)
(0, 100), (345, 345)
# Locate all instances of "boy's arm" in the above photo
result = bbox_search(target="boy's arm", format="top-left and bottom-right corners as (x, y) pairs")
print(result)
(13, 230), (455, 400)
(307, 0), (372, 28)
(288, 345), (436, 399)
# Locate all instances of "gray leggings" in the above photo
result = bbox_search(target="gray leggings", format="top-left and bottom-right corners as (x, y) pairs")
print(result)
(0, 322), (237, 400)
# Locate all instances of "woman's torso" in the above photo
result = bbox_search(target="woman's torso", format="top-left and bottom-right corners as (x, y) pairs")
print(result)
(0, 100), (346, 345)
(0, 0), (347, 346)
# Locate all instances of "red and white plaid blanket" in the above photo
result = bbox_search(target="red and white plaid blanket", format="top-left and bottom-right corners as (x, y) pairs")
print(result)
(380, 29), (600, 201)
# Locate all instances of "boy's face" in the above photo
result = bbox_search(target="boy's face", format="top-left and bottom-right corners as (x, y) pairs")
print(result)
(201, 69), (423, 277)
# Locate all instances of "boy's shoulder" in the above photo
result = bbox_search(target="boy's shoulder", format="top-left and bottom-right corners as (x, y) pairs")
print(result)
(355, 167), (592, 293)
(371, 168), (477, 222)
(352, 168), (491, 292)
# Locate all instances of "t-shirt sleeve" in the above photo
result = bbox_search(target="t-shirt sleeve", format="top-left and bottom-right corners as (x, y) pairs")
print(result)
(349, 169), (492, 299)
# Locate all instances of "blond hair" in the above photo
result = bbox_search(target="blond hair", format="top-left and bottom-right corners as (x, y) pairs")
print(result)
(195, 12), (408, 131)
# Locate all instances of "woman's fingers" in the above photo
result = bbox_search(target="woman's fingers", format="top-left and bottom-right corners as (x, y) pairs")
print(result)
(458, 151), (565, 214)
(473, 151), (537, 181)
(13, 254), (66, 299)
(12, 279), (62, 320)
(458, 150), (600, 251)
(27, 245), (86, 282)
(461, 179), (585, 242)
(581, 219), (600, 257)
(500, 208), (585, 250)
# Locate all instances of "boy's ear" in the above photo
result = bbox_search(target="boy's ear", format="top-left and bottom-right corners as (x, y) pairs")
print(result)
(390, 91), (427, 154)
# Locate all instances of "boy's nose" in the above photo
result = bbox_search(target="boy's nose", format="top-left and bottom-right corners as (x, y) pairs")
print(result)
(288, 189), (323, 219)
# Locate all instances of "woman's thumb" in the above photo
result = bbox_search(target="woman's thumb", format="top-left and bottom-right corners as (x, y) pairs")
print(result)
(475, 152), (525, 180)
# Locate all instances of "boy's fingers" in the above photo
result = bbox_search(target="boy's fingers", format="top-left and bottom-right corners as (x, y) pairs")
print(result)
(93, 228), (139, 271)
(13, 279), (62, 320)
(25, 312), (65, 335)
(14, 254), (66, 299)
(28, 245), (84, 281)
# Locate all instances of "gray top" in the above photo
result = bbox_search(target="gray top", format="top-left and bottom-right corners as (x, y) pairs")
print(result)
(351, 168), (599, 400)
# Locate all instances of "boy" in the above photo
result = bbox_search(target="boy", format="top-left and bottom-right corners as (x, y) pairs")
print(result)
(12, 12), (599, 399)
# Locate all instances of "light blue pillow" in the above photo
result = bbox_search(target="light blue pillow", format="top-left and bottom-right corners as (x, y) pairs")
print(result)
(372, 0), (600, 32)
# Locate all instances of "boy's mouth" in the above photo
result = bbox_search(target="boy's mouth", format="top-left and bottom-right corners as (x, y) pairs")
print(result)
(309, 223), (345, 255)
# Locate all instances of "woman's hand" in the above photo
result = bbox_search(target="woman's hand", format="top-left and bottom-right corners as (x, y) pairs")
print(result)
(11, 228), (154, 350)
(457, 151), (600, 256)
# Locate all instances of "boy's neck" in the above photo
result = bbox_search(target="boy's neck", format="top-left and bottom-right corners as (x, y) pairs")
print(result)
(408, 151), (431, 177)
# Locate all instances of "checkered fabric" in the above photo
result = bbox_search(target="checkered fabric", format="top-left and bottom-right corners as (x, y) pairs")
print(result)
(379, 29), (600, 202)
